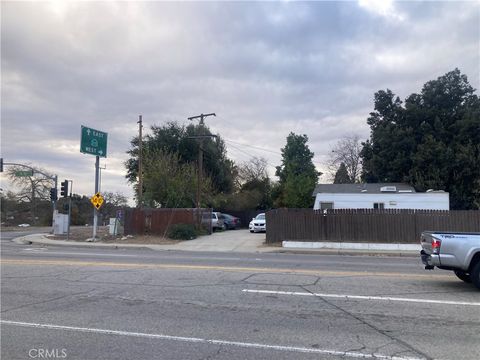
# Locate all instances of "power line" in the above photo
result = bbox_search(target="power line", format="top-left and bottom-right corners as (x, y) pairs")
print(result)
(223, 138), (324, 168)
(224, 139), (282, 156)
(225, 142), (278, 169)
(193, 113), (324, 168)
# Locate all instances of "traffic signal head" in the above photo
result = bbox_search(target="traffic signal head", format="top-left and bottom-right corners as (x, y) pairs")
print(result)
(0, 158), (3, 172)
(60, 180), (69, 197)
(50, 188), (57, 202)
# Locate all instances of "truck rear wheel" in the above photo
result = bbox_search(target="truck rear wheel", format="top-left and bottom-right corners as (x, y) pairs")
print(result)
(471, 261), (480, 290)
(454, 270), (472, 283)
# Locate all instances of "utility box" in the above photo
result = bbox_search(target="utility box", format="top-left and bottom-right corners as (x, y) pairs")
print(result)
(53, 212), (68, 235)
(109, 218), (123, 236)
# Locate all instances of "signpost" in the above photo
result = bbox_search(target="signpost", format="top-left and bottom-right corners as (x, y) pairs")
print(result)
(81, 125), (108, 240)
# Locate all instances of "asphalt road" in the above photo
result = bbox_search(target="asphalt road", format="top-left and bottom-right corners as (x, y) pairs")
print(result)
(1, 232), (479, 360)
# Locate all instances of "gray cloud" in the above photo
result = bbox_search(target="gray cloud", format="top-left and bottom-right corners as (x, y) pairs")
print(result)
(1, 1), (478, 203)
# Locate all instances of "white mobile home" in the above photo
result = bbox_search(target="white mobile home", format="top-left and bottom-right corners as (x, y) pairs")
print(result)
(312, 183), (449, 211)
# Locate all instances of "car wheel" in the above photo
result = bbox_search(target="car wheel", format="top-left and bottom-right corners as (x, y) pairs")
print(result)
(250, 230), (254, 233)
(454, 270), (472, 283)
(471, 261), (480, 290)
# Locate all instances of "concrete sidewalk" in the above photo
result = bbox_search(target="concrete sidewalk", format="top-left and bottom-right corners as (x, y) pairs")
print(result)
(12, 231), (274, 253)
(11, 231), (420, 257)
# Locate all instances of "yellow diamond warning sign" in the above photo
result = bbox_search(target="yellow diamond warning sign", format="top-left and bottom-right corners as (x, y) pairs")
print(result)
(90, 192), (104, 210)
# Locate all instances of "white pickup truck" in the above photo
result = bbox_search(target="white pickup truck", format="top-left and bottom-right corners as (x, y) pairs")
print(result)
(420, 231), (480, 290)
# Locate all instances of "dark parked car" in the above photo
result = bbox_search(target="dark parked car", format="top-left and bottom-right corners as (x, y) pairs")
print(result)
(220, 213), (241, 230)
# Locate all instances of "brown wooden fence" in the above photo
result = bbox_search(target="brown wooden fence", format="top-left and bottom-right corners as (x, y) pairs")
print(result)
(265, 209), (480, 244)
(124, 208), (212, 236)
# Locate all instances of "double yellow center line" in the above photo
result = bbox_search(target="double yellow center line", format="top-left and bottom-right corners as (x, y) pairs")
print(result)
(1, 258), (452, 279)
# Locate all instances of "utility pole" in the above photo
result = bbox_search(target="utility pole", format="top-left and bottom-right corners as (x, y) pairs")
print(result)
(138, 115), (143, 208)
(187, 113), (216, 210)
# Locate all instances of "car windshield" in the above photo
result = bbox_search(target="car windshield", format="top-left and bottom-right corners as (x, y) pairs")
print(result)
(256, 214), (265, 220)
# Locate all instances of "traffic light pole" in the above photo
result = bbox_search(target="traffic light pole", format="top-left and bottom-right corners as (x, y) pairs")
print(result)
(52, 175), (58, 234)
(66, 180), (73, 241)
(53, 175), (58, 211)
(93, 156), (99, 240)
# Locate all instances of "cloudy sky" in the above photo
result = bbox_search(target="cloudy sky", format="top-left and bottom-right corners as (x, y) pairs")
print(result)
(1, 0), (479, 204)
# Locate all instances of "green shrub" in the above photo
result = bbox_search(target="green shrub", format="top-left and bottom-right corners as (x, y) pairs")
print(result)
(167, 224), (197, 240)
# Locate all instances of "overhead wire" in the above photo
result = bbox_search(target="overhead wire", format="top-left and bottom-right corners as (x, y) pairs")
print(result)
(224, 142), (278, 170)
(223, 138), (282, 156)
(213, 114), (324, 168)
(183, 114), (324, 176)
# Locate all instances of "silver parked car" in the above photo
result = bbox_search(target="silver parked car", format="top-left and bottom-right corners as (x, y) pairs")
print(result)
(211, 212), (226, 231)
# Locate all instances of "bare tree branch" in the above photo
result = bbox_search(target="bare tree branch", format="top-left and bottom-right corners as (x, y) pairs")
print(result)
(326, 135), (363, 183)
(237, 157), (269, 186)
(6, 165), (54, 202)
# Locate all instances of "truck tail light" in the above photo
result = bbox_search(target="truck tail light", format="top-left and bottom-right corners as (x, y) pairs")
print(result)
(431, 238), (441, 254)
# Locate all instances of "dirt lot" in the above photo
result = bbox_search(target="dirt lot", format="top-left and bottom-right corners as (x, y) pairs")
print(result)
(48, 226), (181, 245)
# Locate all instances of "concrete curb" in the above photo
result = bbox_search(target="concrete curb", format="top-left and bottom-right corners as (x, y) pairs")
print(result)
(12, 236), (34, 245)
(12, 234), (275, 253)
(277, 241), (419, 257)
(271, 248), (419, 257)
(12, 234), (157, 251)
(282, 240), (420, 251)
(11, 234), (420, 257)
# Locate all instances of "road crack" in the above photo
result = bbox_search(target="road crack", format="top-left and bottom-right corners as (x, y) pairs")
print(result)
(299, 285), (432, 360)
(1, 290), (95, 313)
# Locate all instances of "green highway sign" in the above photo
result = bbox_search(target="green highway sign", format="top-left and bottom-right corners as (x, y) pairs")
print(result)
(14, 170), (34, 177)
(80, 125), (108, 157)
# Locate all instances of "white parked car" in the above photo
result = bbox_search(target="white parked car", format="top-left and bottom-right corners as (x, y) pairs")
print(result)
(17, 223), (30, 227)
(249, 213), (266, 233)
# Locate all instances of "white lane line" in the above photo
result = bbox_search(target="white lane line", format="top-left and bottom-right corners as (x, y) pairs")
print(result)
(0, 320), (424, 360)
(242, 289), (480, 306)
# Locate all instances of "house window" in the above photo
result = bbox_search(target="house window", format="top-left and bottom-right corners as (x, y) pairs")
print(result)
(320, 202), (334, 210)
(373, 203), (385, 209)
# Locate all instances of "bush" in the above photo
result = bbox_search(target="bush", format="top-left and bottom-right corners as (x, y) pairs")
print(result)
(167, 224), (197, 240)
